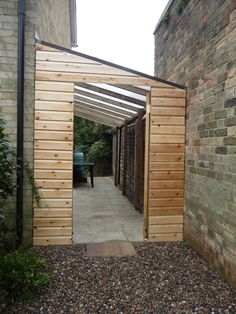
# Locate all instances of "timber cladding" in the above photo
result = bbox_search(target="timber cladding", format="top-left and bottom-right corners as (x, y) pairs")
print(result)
(33, 42), (186, 245)
(148, 87), (186, 241)
(34, 79), (74, 245)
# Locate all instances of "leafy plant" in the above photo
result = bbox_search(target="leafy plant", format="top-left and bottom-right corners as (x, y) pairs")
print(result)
(162, 11), (170, 26)
(0, 117), (17, 202)
(87, 140), (112, 162)
(0, 117), (17, 250)
(0, 249), (52, 301)
(74, 116), (114, 171)
(176, 0), (190, 16)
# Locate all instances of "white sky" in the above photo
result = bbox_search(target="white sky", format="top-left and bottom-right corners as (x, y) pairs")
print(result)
(76, 0), (169, 75)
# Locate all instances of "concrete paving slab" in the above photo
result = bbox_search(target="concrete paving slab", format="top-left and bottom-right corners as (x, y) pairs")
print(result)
(73, 177), (143, 243)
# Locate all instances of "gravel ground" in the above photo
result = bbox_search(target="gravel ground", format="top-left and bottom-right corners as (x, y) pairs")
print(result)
(2, 242), (236, 314)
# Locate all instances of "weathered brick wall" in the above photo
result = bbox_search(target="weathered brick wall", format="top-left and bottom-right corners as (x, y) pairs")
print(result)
(36, 0), (72, 48)
(0, 0), (36, 246)
(0, 0), (73, 246)
(154, 0), (236, 286)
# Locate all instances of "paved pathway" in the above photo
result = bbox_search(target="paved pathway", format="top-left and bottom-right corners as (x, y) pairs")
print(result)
(73, 177), (143, 243)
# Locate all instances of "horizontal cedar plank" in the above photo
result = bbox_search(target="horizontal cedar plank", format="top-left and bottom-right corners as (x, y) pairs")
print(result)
(38, 189), (72, 198)
(35, 101), (73, 112)
(151, 88), (186, 98)
(151, 125), (185, 135)
(35, 71), (166, 86)
(34, 170), (72, 180)
(150, 162), (184, 171)
(149, 215), (183, 225)
(35, 110), (73, 122)
(33, 236), (72, 246)
(33, 227), (72, 237)
(34, 208), (72, 218)
(150, 153), (184, 162)
(34, 150), (73, 160)
(36, 61), (139, 77)
(35, 81), (74, 92)
(150, 189), (184, 198)
(36, 44), (59, 52)
(35, 90), (74, 102)
(36, 51), (101, 64)
(35, 198), (72, 208)
(33, 218), (72, 227)
(151, 116), (185, 125)
(34, 140), (73, 151)
(151, 135), (185, 144)
(34, 130), (73, 141)
(148, 233), (183, 242)
(149, 180), (184, 189)
(151, 97), (185, 107)
(149, 224), (183, 234)
(150, 144), (185, 153)
(34, 160), (72, 170)
(35, 121), (73, 131)
(151, 107), (185, 116)
(149, 171), (184, 180)
(148, 207), (183, 216)
(149, 198), (184, 207)
(36, 180), (72, 189)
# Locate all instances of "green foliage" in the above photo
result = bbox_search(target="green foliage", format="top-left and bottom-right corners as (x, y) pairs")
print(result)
(176, 0), (190, 16)
(162, 11), (170, 26)
(0, 249), (52, 301)
(87, 140), (112, 162)
(0, 117), (16, 201)
(74, 116), (114, 163)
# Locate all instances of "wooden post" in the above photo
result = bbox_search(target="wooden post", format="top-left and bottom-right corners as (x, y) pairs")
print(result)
(114, 127), (119, 186)
(122, 120), (128, 195)
(134, 110), (143, 211)
(143, 93), (151, 239)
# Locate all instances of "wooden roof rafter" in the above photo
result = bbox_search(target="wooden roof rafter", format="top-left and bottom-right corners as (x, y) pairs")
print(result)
(75, 82), (146, 107)
(74, 100), (132, 120)
(74, 89), (143, 112)
(74, 109), (123, 127)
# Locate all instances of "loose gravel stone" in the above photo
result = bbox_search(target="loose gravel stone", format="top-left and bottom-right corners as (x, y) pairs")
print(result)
(2, 242), (236, 313)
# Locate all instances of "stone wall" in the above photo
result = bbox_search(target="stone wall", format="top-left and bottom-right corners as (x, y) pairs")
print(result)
(36, 0), (72, 48)
(154, 0), (236, 287)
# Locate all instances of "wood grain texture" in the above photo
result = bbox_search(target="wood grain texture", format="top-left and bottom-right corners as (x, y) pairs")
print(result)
(34, 44), (186, 245)
(148, 233), (183, 242)
(148, 90), (186, 241)
(33, 236), (72, 246)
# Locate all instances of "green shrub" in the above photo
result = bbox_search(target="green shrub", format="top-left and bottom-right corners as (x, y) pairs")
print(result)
(0, 249), (52, 300)
(162, 11), (170, 26)
(87, 140), (112, 162)
(0, 117), (16, 201)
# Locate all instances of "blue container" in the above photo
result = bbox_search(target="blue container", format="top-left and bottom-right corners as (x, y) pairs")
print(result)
(73, 151), (84, 176)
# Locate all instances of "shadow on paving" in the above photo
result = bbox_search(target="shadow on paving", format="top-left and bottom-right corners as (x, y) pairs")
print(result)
(3, 242), (236, 313)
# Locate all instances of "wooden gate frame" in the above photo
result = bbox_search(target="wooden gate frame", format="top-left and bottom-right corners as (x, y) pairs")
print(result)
(33, 40), (186, 245)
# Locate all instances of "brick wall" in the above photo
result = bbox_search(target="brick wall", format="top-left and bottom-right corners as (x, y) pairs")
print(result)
(154, 0), (236, 287)
(0, 0), (36, 246)
(0, 0), (74, 246)
(36, 0), (72, 48)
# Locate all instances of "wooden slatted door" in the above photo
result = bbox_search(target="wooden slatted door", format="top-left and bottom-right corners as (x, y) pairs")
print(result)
(33, 81), (74, 245)
(148, 87), (186, 241)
